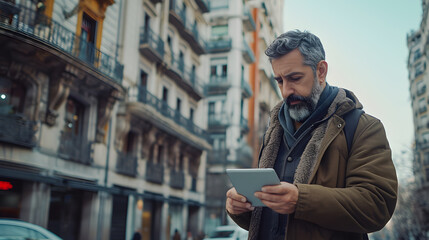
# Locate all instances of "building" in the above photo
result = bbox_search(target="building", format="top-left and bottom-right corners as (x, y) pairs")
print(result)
(407, 0), (429, 236)
(0, 0), (210, 239)
(248, 0), (283, 167)
(203, 0), (283, 232)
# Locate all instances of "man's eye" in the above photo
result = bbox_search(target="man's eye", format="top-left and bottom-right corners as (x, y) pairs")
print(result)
(290, 77), (301, 81)
(274, 78), (283, 84)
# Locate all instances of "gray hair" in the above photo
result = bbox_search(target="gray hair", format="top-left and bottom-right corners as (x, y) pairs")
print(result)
(265, 30), (325, 74)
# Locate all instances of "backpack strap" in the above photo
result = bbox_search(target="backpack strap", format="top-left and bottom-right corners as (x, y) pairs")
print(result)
(343, 108), (364, 156)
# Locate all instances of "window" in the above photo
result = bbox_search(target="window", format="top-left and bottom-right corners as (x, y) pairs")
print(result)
(211, 25), (228, 38)
(176, 98), (181, 113)
(80, 13), (97, 62)
(208, 102), (215, 116)
(210, 66), (216, 77)
(210, 0), (228, 10)
(189, 108), (194, 122)
(64, 97), (85, 136)
(140, 70), (148, 87)
(415, 61), (426, 78)
(424, 152), (429, 166)
(417, 80), (426, 96)
(419, 98), (427, 113)
(414, 48), (422, 62)
(421, 115), (428, 129)
(0, 78), (26, 115)
(162, 87), (168, 102)
(144, 13), (150, 33)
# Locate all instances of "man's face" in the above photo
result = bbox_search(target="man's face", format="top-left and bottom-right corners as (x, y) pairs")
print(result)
(271, 49), (326, 122)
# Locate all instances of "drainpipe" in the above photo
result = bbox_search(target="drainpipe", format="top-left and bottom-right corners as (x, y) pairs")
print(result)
(97, 117), (113, 240)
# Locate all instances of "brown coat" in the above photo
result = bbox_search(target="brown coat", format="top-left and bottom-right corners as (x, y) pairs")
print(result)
(229, 89), (398, 240)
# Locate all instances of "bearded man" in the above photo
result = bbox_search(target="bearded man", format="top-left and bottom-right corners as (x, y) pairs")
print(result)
(225, 30), (398, 240)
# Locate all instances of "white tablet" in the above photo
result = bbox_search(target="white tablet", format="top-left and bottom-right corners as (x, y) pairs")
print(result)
(226, 168), (281, 207)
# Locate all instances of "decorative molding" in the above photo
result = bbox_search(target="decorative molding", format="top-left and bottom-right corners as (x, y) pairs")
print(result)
(96, 89), (120, 143)
(45, 67), (76, 126)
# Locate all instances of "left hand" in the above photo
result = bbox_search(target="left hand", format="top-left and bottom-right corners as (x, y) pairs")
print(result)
(254, 182), (299, 214)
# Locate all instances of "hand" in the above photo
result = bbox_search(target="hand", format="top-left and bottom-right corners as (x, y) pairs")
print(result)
(254, 182), (298, 214)
(226, 187), (255, 214)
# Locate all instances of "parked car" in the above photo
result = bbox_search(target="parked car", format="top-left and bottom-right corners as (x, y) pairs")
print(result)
(203, 225), (248, 240)
(0, 219), (62, 240)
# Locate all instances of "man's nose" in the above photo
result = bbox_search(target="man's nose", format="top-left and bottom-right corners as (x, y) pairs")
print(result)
(282, 81), (294, 99)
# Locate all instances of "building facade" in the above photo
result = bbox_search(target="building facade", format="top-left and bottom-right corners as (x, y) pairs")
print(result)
(0, 0), (210, 239)
(203, 0), (283, 232)
(407, 0), (429, 236)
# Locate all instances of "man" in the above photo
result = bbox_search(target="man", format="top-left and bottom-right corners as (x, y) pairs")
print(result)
(225, 30), (397, 240)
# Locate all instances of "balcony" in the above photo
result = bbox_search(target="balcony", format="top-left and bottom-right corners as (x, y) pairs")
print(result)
(116, 153), (137, 177)
(240, 115), (249, 133)
(145, 161), (164, 184)
(165, 54), (204, 100)
(182, 23), (206, 55)
(0, 4), (123, 84)
(205, 75), (231, 95)
(0, 113), (36, 148)
(242, 39), (255, 63)
(170, 169), (185, 189)
(241, 77), (253, 98)
(58, 132), (92, 164)
(207, 149), (229, 164)
(195, 0), (210, 13)
(242, 7), (256, 32)
(208, 112), (230, 130)
(140, 27), (165, 63)
(419, 106), (427, 114)
(138, 86), (210, 141)
(169, 0), (186, 31)
(207, 37), (232, 53)
(417, 85), (427, 96)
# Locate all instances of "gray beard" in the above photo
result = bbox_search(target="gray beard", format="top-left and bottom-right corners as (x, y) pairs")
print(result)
(288, 81), (324, 122)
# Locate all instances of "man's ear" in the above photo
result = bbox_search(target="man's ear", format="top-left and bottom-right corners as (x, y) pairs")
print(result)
(317, 60), (328, 84)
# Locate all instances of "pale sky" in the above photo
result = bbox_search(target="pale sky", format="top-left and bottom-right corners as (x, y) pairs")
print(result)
(282, 0), (421, 165)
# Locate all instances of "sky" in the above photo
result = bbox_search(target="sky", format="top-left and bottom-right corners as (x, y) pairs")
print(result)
(282, 0), (421, 178)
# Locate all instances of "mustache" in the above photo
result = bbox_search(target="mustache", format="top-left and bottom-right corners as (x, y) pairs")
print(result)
(285, 95), (309, 106)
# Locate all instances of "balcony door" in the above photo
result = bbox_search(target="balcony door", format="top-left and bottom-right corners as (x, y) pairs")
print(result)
(80, 13), (97, 63)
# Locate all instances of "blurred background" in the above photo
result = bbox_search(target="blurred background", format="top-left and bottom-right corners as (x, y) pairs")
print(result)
(0, 0), (424, 239)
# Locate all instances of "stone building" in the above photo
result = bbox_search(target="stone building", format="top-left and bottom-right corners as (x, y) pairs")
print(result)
(407, 0), (429, 236)
(0, 0), (210, 239)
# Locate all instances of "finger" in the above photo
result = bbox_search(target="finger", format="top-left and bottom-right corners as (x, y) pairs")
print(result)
(254, 191), (282, 203)
(226, 198), (254, 213)
(261, 182), (293, 194)
(226, 188), (248, 203)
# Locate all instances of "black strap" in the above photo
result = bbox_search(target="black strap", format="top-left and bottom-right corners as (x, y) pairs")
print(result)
(343, 108), (364, 155)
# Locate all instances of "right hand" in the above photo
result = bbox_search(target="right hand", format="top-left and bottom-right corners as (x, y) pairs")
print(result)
(226, 187), (255, 214)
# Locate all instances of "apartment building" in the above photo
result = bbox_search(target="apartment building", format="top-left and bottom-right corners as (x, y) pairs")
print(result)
(203, 0), (283, 231)
(248, 0), (283, 167)
(0, 0), (210, 239)
(407, 0), (429, 235)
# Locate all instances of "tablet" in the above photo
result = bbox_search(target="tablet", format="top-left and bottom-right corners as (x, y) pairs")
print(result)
(226, 168), (280, 207)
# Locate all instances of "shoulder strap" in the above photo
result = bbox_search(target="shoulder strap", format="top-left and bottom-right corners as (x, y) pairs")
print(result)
(343, 108), (364, 155)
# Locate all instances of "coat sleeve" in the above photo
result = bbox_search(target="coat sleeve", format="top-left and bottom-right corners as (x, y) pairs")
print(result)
(294, 115), (398, 233)
(227, 210), (252, 230)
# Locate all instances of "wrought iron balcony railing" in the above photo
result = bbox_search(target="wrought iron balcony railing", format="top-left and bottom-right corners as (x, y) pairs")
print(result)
(145, 161), (164, 184)
(240, 115), (249, 133)
(140, 27), (165, 62)
(195, 0), (210, 13)
(0, 4), (123, 84)
(116, 153), (137, 177)
(169, 169), (185, 189)
(243, 7), (256, 31)
(207, 149), (229, 164)
(242, 39), (255, 63)
(0, 113), (36, 148)
(241, 77), (253, 98)
(59, 131), (92, 164)
(208, 112), (230, 128)
(137, 86), (210, 141)
(207, 37), (232, 53)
